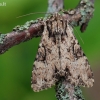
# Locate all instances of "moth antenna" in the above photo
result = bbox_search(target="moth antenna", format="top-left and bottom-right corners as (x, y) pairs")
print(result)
(68, 22), (84, 44)
(16, 12), (51, 18)
(74, 27), (84, 44)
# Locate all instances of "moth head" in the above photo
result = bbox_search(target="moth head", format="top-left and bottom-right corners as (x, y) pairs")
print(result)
(46, 13), (67, 36)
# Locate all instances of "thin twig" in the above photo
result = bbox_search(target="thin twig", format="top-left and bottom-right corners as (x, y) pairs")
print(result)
(0, 22), (44, 54)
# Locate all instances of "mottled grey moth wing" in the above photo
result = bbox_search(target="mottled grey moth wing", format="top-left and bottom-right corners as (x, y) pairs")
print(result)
(31, 13), (94, 92)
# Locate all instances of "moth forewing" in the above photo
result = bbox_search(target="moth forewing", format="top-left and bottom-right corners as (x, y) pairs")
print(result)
(31, 21), (56, 92)
(65, 22), (94, 87)
(31, 13), (94, 92)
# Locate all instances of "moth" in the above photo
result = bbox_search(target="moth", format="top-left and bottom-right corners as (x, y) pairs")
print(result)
(31, 13), (94, 92)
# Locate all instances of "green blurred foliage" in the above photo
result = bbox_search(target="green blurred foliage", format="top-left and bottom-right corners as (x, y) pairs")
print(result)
(0, 0), (100, 100)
